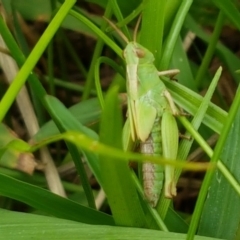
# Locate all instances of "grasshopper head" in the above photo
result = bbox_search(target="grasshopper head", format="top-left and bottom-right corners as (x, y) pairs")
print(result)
(123, 42), (155, 65)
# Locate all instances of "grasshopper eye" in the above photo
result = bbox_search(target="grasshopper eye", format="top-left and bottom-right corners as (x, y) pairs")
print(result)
(135, 48), (145, 58)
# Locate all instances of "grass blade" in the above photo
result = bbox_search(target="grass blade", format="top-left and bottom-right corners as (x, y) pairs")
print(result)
(99, 86), (146, 227)
(0, 173), (114, 225)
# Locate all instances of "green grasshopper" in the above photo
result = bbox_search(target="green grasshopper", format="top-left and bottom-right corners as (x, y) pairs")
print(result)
(105, 18), (180, 207)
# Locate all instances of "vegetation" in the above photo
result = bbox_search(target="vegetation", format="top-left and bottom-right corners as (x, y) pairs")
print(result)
(0, 0), (240, 239)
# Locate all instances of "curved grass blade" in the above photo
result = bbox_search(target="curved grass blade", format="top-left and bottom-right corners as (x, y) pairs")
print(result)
(0, 208), (223, 240)
(0, 173), (114, 225)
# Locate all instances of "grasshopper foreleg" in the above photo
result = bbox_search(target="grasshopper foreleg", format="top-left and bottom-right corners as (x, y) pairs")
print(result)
(157, 69), (180, 79)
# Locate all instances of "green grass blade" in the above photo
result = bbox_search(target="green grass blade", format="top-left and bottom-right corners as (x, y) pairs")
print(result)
(140, 0), (167, 67)
(187, 84), (240, 239)
(171, 37), (196, 91)
(212, 0), (240, 31)
(177, 67), (222, 161)
(0, 167), (83, 193)
(163, 78), (227, 134)
(99, 86), (146, 227)
(198, 106), (240, 239)
(0, 208), (223, 240)
(110, 0), (131, 40)
(160, 0), (193, 69)
(0, 174), (114, 225)
(30, 132), (211, 174)
(69, 8), (122, 57)
(33, 98), (101, 141)
(165, 208), (188, 233)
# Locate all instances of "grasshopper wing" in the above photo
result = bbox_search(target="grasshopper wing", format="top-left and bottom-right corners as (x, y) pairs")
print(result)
(128, 99), (137, 141)
(135, 100), (156, 142)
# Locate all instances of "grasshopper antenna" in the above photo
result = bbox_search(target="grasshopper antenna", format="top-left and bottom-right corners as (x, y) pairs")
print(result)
(133, 14), (142, 42)
(103, 17), (129, 44)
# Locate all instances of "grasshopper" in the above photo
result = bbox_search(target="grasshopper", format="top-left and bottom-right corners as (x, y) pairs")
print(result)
(105, 17), (180, 207)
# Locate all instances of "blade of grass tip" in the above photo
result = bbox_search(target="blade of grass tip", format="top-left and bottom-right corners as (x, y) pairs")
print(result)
(176, 67), (220, 163)
(187, 81), (240, 239)
(177, 67), (222, 167)
(0, 0), (76, 121)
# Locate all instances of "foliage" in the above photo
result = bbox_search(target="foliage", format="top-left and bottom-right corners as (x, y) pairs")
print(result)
(0, 0), (240, 239)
